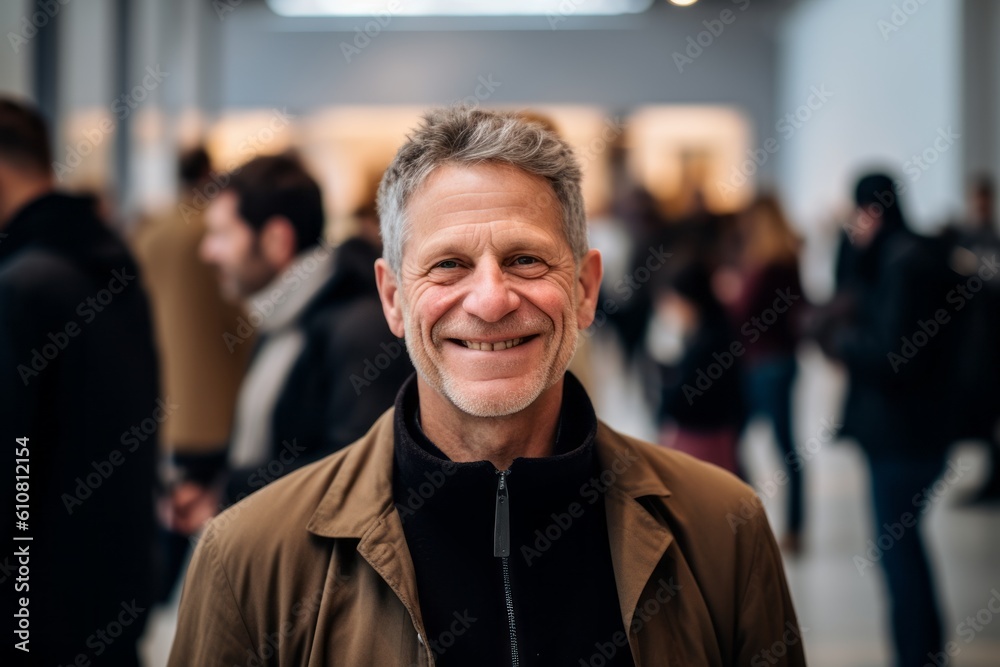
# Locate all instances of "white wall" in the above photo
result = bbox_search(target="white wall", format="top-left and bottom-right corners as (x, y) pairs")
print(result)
(777, 0), (964, 235)
(213, 0), (785, 179)
(60, 0), (116, 109)
(0, 0), (34, 98)
(962, 0), (997, 181)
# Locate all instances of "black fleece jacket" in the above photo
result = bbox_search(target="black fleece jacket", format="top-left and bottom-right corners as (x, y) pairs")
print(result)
(393, 372), (634, 667)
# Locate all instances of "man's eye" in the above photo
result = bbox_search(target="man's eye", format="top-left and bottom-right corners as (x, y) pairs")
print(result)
(436, 260), (459, 269)
(513, 256), (538, 266)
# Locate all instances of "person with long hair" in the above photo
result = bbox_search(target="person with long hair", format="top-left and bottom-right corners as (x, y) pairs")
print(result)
(720, 192), (806, 553)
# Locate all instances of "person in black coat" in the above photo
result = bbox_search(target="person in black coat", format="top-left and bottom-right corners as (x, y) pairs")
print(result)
(823, 173), (960, 667)
(0, 99), (159, 666)
(945, 174), (1000, 504)
(833, 175), (958, 459)
(167, 155), (412, 534)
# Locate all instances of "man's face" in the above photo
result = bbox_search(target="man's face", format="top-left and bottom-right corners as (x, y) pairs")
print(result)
(200, 191), (276, 302)
(377, 162), (601, 418)
(852, 205), (882, 248)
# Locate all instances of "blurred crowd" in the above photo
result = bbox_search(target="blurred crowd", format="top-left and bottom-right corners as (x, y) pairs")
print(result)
(2, 97), (998, 666)
(592, 167), (999, 666)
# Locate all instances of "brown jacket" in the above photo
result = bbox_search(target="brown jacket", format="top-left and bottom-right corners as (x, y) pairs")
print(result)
(169, 409), (806, 666)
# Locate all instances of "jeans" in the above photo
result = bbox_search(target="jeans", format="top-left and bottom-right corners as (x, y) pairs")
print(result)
(868, 454), (946, 667)
(742, 355), (802, 533)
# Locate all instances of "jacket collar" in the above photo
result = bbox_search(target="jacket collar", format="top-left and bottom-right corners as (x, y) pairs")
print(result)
(305, 377), (675, 660)
(391, 372), (599, 515)
(305, 407), (397, 539)
(305, 386), (673, 539)
(246, 245), (335, 334)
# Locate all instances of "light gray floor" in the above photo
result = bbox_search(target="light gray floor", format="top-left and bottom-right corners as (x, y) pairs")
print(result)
(141, 340), (1000, 666)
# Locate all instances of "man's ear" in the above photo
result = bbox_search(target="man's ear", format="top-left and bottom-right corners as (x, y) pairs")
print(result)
(375, 258), (406, 338)
(575, 248), (603, 329)
(259, 216), (298, 266)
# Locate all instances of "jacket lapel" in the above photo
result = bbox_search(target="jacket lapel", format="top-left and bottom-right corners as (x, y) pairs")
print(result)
(596, 423), (675, 665)
(355, 504), (430, 653)
(305, 410), (431, 662)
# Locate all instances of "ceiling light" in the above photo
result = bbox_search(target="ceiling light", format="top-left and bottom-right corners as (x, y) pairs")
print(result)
(268, 0), (653, 17)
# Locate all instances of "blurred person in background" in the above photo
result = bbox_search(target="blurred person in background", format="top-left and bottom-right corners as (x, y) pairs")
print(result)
(130, 147), (252, 602)
(945, 174), (1000, 505)
(603, 184), (663, 364)
(717, 193), (807, 553)
(167, 154), (411, 535)
(652, 263), (746, 475)
(819, 173), (959, 667)
(351, 172), (385, 251)
(0, 97), (158, 665)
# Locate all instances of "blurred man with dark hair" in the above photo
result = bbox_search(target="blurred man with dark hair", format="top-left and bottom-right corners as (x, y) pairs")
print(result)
(0, 97), (159, 665)
(167, 153), (411, 534)
(825, 172), (960, 667)
(177, 145), (211, 187)
(0, 97), (51, 181)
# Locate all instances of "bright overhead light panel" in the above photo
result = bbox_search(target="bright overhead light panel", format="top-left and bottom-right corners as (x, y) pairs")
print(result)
(268, 0), (653, 17)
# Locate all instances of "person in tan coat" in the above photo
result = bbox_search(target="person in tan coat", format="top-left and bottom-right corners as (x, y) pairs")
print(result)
(169, 107), (806, 666)
(133, 148), (251, 454)
(131, 147), (251, 600)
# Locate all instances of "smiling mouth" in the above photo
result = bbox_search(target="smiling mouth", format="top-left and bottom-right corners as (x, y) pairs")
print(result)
(450, 335), (537, 351)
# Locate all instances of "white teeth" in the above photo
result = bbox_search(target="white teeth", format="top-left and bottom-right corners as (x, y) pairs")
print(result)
(462, 337), (524, 351)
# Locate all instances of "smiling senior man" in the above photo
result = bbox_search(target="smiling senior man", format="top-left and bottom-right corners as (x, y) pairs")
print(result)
(169, 107), (805, 667)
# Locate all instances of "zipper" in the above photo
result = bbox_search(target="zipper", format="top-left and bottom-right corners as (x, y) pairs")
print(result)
(494, 470), (520, 667)
(494, 469), (511, 557)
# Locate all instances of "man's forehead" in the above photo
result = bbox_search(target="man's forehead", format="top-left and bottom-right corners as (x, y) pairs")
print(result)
(206, 193), (252, 236)
(414, 220), (561, 254)
(407, 164), (559, 223)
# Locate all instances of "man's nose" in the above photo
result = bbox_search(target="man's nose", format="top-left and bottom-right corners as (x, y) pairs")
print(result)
(461, 261), (520, 323)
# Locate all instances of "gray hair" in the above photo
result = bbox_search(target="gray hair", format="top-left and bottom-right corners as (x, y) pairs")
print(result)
(376, 106), (587, 276)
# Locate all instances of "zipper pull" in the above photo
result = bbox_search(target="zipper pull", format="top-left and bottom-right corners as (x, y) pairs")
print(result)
(494, 470), (510, 557)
